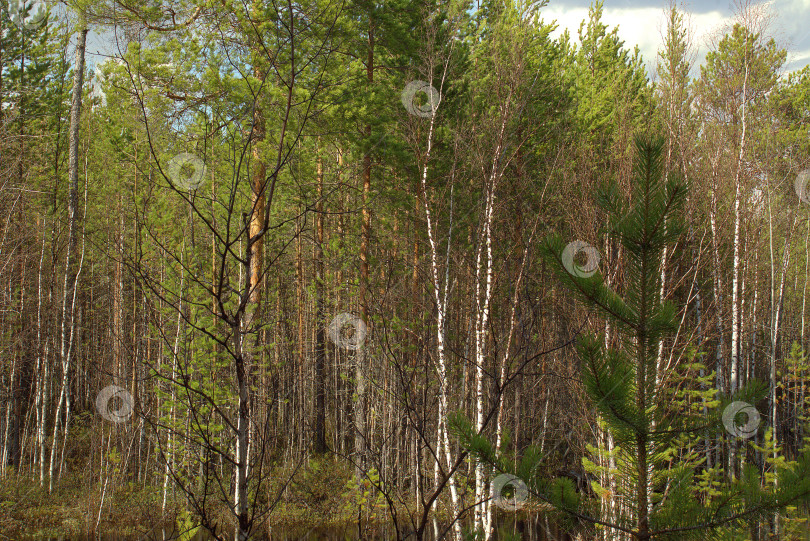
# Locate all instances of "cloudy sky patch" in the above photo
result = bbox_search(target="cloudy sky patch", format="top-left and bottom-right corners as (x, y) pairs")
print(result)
(78, 0), (810, 80)
(536, 0), (810, 78)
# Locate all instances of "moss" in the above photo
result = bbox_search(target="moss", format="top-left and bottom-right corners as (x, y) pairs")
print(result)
(1, 457), (453, 539)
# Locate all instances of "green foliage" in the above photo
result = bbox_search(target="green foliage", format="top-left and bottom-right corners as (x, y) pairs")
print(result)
(0, 0), (54, 110)
(697, 23), (786, 118)
(175, 507), (201, 541)
(772, 65), (810, 163)
(8, 0), (810, 538)
(571, 1), (651, 143)
(543, 135), (810, 539)
(454, 134), (810, 539)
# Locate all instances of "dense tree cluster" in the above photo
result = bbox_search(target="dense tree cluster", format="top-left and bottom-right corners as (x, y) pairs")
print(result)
(1, 0), (810, 539)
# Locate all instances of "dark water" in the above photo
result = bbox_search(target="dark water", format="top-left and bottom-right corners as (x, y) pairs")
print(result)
(263, 515), (572, 540)
(36, 514), (575, 540)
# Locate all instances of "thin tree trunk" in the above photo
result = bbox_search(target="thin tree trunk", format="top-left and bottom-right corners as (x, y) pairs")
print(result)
(35, 217), (48, 485)
(771, 246), (788, 535)
(803, 220), (809, 352)
(314, 143), (327, 454)
(234, 60), (267, 537)
(50, 23), (87, 493)
(162, 266), (184, 512)
(355, 21), (374, 479)
(233, 331), (250, 540)
(729, 63), (748, 475)
(708, 153), (725, 472)
(474, 105), (511, 539)
(416, 70), (461, 538)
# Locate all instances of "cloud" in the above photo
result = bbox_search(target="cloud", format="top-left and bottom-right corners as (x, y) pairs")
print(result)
(536, 0), (809, 77)
(770, 0), (810, 71)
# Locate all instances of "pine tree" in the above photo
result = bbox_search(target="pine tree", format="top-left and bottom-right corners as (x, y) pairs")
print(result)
(571, 0), (650, 177)
(539, 133), (692, 540)
(454, 134), (810, 540)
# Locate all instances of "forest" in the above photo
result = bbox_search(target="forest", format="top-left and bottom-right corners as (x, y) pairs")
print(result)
(2, 0), (810, 538)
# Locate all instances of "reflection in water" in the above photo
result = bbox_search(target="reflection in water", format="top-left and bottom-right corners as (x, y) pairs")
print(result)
(263, 515), (575, 540)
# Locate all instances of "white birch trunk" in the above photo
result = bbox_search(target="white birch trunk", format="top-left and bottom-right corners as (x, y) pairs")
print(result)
(418, 78), (462, 538)
(35, 217), (47, 485)
(728, 65), (747, 474)
(730, 64), (748, 399)
(473, 183), (495, 538)
(161, 277), (183, 512)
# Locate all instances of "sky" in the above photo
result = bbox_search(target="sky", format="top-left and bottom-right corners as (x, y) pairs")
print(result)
(64, 0), (810, 81)
(536, 0), (810, 79)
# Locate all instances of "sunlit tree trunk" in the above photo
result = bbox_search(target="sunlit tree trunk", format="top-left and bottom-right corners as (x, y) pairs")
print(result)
(473, 167), (496, 538)
(354, 20), (375, 479)
(416, 68), (462, 538)
(35, 217), (48, 485)
(728, 63), (748, 476)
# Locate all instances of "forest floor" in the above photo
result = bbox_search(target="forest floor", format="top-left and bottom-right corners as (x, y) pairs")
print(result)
(0, 463), (433, 540)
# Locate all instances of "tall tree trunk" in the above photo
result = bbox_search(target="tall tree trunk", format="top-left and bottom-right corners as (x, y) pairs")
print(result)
(768, 210), (794, 539)
(234, 63), (267, 538)
(355, 21), (374, 477)
(708, 153), (725, 472)
(114, 194), (124, 384)
(803, 220), (809, 352)
(50, 23), (87, 493)
(729, 64), (748, 475)
(233, 334), (250, 541)
(474, 104), (510, 539)
(8, 39), (28, 475)
(162, 262), (184, 513)
(248, 101), (266, 310)
(35, 217), (48, 485)
(314, 143), (327, 454)
(416, 70), (461, 538)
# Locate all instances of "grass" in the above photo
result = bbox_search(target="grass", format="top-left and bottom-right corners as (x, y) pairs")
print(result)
(0, 457), (423, 540)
